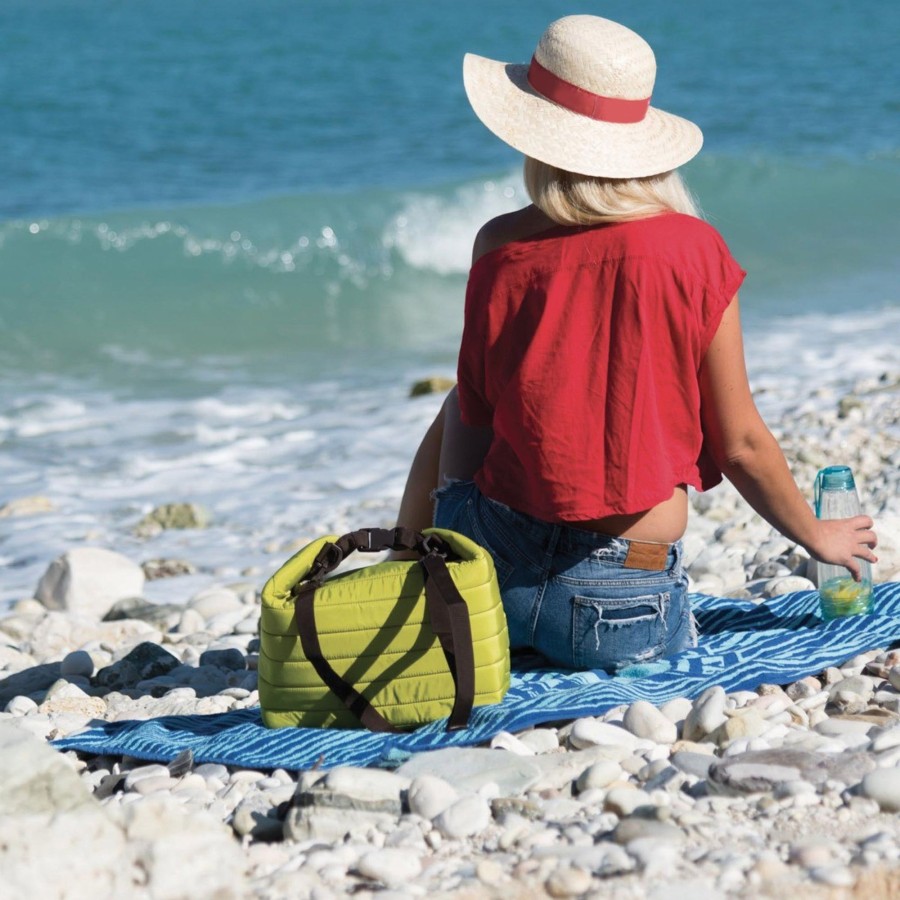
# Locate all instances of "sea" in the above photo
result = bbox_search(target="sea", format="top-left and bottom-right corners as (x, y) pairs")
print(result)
(1, 0), (898, 607)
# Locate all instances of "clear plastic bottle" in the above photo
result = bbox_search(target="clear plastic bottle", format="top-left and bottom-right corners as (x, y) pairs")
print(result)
(814, 465), (873, 619)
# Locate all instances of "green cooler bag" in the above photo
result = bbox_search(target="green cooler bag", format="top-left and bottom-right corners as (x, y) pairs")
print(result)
(259, 526), (510, 731)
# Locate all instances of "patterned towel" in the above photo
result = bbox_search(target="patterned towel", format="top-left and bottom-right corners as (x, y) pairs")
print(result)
(54, 583), (900, 770)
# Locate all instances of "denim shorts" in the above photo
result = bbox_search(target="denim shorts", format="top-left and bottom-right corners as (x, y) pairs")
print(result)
(433, 479), (694, 672)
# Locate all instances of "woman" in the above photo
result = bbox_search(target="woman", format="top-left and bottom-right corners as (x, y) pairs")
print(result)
(398, 16), (877, 671)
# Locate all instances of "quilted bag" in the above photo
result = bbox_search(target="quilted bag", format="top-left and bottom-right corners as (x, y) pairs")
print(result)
(258, 527), (510, 731)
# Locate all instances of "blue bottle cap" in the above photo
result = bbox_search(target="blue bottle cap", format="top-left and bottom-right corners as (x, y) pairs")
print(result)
(814, 465), (856, 517)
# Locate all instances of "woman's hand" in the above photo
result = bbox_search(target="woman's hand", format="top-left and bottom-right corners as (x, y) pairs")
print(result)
(807, 515), (878, 581)
(699, 298), (879, 583)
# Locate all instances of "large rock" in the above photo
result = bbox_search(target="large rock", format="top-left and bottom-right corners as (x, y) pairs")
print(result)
(0, 721), (95, 815)
(709, 748), (874, 795)
(102, 597), (183, 628)
(0, 662), (62, 708)
(409, 376), (455, 398)
(397, 747), (544, 795)
(35, 548), (145, 620)
(0, 804), (130, 900)
(120, 795), (247, 899)
(283, 786), (400, 842)
(141, 558), (197, 580)
(93, 642), (180, 691)
(135, 502), (211, 537)
(0, 495), (54, 518)
(0, 725), (247, 900)
(27, 612), (158, 664)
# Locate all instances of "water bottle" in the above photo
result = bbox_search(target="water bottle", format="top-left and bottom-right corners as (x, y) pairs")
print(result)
(813, 465), (873, 619)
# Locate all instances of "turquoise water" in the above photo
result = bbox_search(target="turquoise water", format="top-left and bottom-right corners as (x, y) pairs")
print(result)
(0, 0), (898, 605)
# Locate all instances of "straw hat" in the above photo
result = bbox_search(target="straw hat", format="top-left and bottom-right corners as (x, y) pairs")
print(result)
(463, 16), (703, 179)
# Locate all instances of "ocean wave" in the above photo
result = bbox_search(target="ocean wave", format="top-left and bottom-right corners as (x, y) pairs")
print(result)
(0, 155), (896, 371)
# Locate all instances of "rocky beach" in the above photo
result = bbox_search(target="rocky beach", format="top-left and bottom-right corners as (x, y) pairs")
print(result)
(1, 375), (898, 900)
(3, 1), (898, 896)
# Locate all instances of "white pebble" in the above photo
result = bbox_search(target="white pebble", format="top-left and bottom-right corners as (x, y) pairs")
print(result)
(5, 695), (38, 716)
(623, 700), (677, 744)
(569, 718), (639, 750)
(545, 865), (592, 897)
(434, 794), (491, 839)
(575, 760), (622, 793)
(490, 731), (535, 755)
(604, 787), (652, 817)
(516, 728), (560, 753)
(60, 650), (94, 678)
(407, 775), (458, 820)
(860, 768), (900, 812)
(683, 687), (727, 741)
(357, 849), (422, 886)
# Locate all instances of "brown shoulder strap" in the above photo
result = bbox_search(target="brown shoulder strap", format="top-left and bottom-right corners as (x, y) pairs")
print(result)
(419, 553), (475, 731)
(294, 579), (400, 733)
(292, 533), (476, 732)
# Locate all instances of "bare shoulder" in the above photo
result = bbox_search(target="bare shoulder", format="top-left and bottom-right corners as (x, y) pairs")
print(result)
(472, 205), (556, 265)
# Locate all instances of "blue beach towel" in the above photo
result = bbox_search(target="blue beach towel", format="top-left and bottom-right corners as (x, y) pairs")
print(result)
(54, 583), (900, 770)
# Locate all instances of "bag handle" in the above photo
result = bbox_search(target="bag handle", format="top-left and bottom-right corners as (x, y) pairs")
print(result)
(291, 528), (476, 733)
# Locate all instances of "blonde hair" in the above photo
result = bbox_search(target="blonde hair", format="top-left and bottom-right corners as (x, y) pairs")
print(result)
(523, 156), (701, 225)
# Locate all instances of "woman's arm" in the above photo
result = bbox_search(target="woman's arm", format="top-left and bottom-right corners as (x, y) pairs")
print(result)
(396, 387), (493, 532)
(396, 400), (446, 533)
(699, 297), (878, 579)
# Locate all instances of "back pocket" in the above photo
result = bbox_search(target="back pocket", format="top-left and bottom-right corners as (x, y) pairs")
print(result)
(572, 592), (669, 671)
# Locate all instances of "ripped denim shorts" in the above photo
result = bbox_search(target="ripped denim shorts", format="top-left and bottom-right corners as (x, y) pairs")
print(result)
(433, 479), (694, 672)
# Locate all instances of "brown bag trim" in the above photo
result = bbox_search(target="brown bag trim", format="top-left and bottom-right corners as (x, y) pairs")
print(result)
(292, 529), (476, 733)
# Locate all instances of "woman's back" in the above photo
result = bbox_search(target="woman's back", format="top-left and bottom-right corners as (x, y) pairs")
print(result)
(457, 210), (745, 531)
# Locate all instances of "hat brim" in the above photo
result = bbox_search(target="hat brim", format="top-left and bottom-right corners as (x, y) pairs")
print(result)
(463, 53), (703, 179)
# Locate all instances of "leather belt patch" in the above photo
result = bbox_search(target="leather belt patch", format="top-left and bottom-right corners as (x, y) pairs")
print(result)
(623, 541), (669, 571)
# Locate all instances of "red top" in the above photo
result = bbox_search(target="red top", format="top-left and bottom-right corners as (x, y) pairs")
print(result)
(457, 212), (746, 522)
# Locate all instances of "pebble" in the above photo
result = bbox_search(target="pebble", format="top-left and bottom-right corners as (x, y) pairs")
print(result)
(683, 687), (727, 741)
(613, 817), (685, 845)
(623, 700), (677, 744)
(5, 695), (39, 716)
(324, 766), (409, 803)
(198, 648), (245, 670)
(604, 787), (653, 817)
(545, 865), (592, 897)
(763, 575), (816, 598)
(476, 859), (506, 886)
(575, 759), (622, 793)
(888, 667), (900, 692)
(357, 848), (423, 886)
(670, 751), (715, 780)
(860, 767), (900, 811)
(791, 841), (839, 871)
(131, 775), (177, 795)
(516, 728), (560, 753)
(713, 709), (768, 747)
(434, 795), (491, 839)
(490, 730), (535, 755)
(569, 718), (639, 750)
(660, 696), (693, 724)
(871, 725), (900, 753)
(810, 865), (856, 887)
(626, 837), (681, 874)
(124, 764), (171, 791)
(60, 650), (95, 678)
(407, 775), (459, 820)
